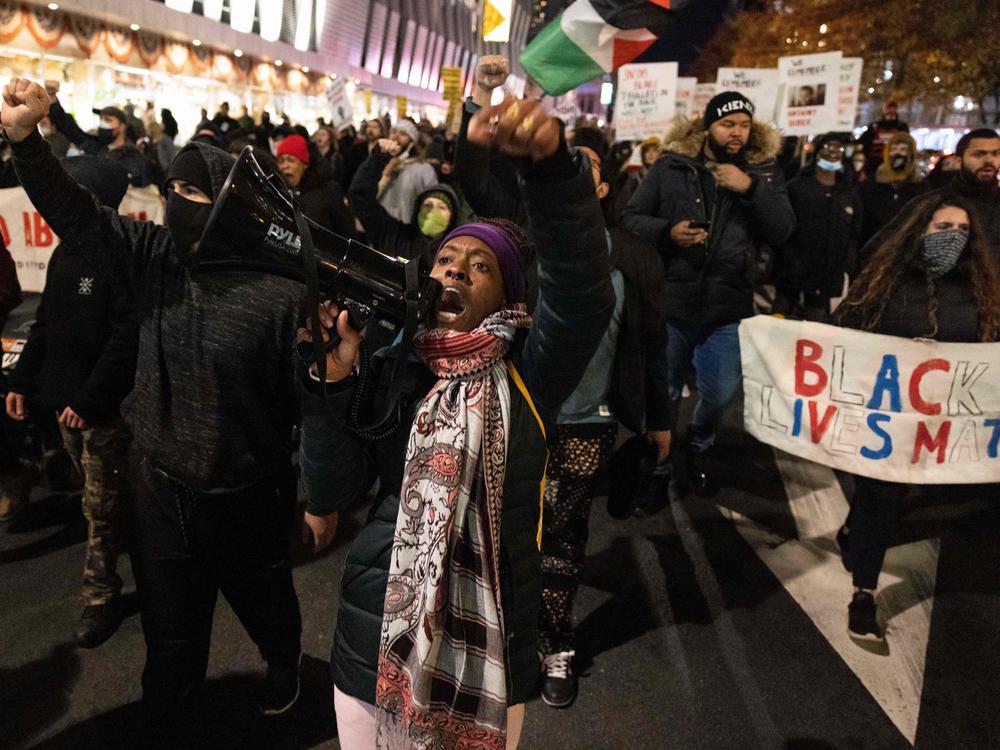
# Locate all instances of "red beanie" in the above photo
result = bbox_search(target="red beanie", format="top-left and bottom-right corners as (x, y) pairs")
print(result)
(276, 134), (310, 165)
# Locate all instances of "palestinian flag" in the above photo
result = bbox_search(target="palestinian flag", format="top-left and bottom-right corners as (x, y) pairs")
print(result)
(520, 0), (678, 96)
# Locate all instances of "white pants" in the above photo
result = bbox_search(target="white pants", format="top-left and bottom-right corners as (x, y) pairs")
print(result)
(333, 686), (525, 749)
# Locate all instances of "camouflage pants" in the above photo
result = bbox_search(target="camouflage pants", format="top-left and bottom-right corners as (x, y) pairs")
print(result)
(59, 417), (131, 606)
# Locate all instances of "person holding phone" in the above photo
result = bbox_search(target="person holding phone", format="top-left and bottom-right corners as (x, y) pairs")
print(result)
(623, 91), (795, 502)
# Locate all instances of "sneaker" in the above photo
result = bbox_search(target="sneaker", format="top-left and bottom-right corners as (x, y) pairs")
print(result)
(541, 650), (577, 708)
(848, 591), (883, 642)
(260, 653), (301, 716)
(75, 600), (124, 649)
(835, 525), (852, 572)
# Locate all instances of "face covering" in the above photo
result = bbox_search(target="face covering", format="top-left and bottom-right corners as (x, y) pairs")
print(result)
(890, 154), (908, 171)
(417, 205), (450, 238)
(921, 229), (968, 278)
(97, 120), (117, 145)
(166, 192), (213, 258)
(817, 157), (843, 173)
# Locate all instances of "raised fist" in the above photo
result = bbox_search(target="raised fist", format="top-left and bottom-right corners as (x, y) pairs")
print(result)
(44, 79), (60, 102)
(475, 56), (509, 93)
(2, 77), (50, 142)
(467, 95), (560, 162)
(376, 138), (401, 157)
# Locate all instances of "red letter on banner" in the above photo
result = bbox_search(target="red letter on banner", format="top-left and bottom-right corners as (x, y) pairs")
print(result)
(911, 421), (951, 464)
(909, 359), (950, 416)
(794, 339), (828, 396)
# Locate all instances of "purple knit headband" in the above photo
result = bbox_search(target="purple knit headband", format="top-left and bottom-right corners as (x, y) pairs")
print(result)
(439, 223), (525, 304)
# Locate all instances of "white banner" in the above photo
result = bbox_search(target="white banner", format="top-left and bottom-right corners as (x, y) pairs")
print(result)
(326, 77), (354, 130)
(836, 57), (863, 131)
(776, 51), (842, 136)
(716, 67), (779, 124)
(740, 316), (1000, 485)
(614, 62), (678, 142)
(675, 76), (697, 119)
(5, 185), (164, 293)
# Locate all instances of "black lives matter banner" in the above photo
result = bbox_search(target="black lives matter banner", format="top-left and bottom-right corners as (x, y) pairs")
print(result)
(740, 316), (1000, 485)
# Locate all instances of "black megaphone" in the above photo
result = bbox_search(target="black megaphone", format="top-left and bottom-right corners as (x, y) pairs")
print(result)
(194, 146), (441, 363)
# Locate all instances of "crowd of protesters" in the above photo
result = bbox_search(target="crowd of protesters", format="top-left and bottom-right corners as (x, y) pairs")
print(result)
(0, 49), (997, 749)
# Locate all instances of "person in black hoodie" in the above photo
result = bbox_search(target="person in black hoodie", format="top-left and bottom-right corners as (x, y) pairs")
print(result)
(349, 136), (460, 263)
(774, 132), (863, 321)
(834, 191), (1000, 643)
(0, 238), (22, 508)
(1, 77), (306, 733)
(275, 134), (354, 237)
(5, 157), (136, 648)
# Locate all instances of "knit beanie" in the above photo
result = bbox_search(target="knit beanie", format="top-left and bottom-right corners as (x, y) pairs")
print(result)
(276, 134), (311, 165)
(165, 146), (213, 197)
(704, 92), (755, 128)
(392, 119), (419, 143)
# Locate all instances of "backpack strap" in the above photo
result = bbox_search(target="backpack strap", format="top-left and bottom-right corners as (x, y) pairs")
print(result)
(506, 361), (547, 550)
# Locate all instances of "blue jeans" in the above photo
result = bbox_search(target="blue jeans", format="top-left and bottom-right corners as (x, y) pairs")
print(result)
(664, 319), (743, 455)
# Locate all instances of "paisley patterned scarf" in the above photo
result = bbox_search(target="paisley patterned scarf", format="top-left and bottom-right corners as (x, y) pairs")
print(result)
(375, 308), (531, 750)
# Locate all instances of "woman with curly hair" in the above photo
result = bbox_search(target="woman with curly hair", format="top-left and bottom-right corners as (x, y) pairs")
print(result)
(834, 191), (1000, 643)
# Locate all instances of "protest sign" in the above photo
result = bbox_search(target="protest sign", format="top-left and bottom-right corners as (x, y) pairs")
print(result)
(715, 67), (779, 123)
(675, 76), (697, 119)
(692, 82), (717, 116)
(613, 61), (678, 141)
(740, 316), (1000, 485)
(836, 57), (863, 130)
(396, 96), (408, 119)
(3, 186), (164, 293)
(325, 77), (354, 129)
(776, 51), (842, 135)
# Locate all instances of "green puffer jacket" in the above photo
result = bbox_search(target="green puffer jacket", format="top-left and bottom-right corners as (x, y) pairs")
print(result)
(300, 142), (614, 706)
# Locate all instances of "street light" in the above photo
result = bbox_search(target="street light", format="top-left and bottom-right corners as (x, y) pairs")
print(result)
(819, 23), (828, 33)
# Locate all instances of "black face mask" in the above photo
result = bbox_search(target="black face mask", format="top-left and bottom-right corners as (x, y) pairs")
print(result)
(166, 192), (213, 259)
(96, 126), (116, 145)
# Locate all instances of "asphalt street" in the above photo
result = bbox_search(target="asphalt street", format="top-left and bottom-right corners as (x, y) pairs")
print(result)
(3, 405), (999, 750)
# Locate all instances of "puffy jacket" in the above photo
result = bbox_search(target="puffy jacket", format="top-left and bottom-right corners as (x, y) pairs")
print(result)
(622, 117), (795, 326)
(300, 142), (614, 707)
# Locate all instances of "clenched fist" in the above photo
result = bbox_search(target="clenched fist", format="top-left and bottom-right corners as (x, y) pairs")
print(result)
(375, 137), (401, 157)
(1, 77), (50, 142)
(467, 95), (560, 162)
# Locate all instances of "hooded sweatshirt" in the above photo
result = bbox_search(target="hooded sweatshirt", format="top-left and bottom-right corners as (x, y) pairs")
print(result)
(0, 240), (19, 335)
(11, 133), (305, 490)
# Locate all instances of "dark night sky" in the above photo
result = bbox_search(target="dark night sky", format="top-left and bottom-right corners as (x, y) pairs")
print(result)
(635, 0), (734, 74)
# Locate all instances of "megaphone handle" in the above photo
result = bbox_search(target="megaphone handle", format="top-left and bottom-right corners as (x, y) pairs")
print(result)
(296, 327), (342, 367)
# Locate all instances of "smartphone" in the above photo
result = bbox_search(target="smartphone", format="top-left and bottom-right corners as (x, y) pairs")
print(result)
(688, 221), (711, 231)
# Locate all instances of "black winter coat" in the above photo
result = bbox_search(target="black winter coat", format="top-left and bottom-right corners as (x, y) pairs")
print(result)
(299, 143), (614, 707)
(607, 227), (671, 432)
(777, 172), (863, 299)
(859, 179), (927, 247)
(348, 147), (459, 264)
(47, 101), (156, 187)
(0, 240), (19, 335)
(622, 117), (795, 326)
(293, 165), (355, 238)
(11, 133), (304, 489)
(9, 245), (137, 424)
(839, 267), (984, 343)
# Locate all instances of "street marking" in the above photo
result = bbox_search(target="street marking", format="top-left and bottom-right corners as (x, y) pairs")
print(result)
(727, 449), (937, 746)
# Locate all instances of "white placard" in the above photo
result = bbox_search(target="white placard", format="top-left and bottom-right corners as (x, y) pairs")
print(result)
(691, 82), (717, 118)
(740, 315), (1000, 485)
(613, 61), (678, 142)
(675, 76), (697, 119)
(4, 186), (163, 293)
(326, 78), (354, 130)
(836, 57), (863, 131)
(715, 67), (779, 123)
(776, 51), (842, 135)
